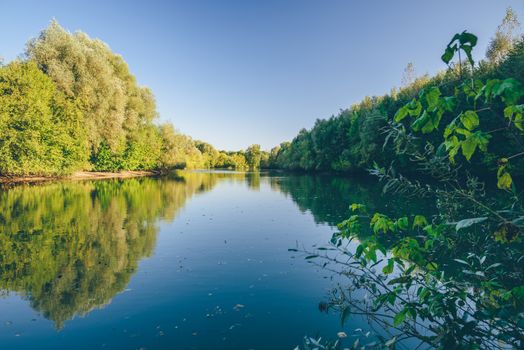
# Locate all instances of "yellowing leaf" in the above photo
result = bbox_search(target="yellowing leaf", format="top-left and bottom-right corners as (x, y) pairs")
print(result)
(497, 172), (512, 190)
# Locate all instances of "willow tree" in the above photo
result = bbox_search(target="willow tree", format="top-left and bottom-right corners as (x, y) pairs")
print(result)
(26, 20), (159, 169)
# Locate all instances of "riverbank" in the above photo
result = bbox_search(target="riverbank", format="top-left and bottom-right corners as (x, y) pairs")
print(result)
(0, 170), (159, 184)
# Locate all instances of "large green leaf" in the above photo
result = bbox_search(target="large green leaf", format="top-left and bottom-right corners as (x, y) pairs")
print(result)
(411, 111), (432, 133)
(441, 31), (477, 66)
(503, 105), (524, 130)
(458, 31), (478, 46)
(461, 136), (477, 160)
(493, 78), (524, 105)
(441, 45), (456, 64)
(460, 110), (479, 131)
(421, 86), (441, 110)
(393, 310), (406, 326)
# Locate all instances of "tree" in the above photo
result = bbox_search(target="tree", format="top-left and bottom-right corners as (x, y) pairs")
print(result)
(195, 141), (219, 168)
(486, 7), (521, 64)
(0, 61), (87, 175)
(158, 123), (203, 170)
(401, 62), (416, 86)
(26, 20), (159, 168)
(245, 144), (262, 169)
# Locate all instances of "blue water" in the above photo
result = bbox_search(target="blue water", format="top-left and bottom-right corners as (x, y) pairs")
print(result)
(0, 171), (403, 349)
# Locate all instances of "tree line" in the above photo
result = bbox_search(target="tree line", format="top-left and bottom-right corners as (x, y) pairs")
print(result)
(294, 8), (524, 349)
(2, 14), (522, 178)
(267, 9), (524, 179)
(0, 21), (266, 176)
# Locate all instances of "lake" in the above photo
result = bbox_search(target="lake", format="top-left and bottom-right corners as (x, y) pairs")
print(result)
(0, 170), (428, 349)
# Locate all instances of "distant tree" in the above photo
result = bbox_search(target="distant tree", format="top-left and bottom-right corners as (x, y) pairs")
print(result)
(486, 7), (521, 64)
(195, 141), (219, 168)
(158, 123), (204, 169)
(230, 152), (248, 169)
(259, 151), (270, 168)
(245, 144), (262, 169)
(401, 62), (416, 86)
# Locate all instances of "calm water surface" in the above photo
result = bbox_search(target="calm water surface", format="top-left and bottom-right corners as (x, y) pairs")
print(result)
(0, 171), (425, 349)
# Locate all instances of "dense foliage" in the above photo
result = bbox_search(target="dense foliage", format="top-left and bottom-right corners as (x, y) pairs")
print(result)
(295, 23), (524, 349)
(269, 19), (524, 178)
(0, 61), (88, 175)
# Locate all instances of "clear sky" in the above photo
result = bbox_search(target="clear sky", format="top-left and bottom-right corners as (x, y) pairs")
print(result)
(1, 0), (523, 150)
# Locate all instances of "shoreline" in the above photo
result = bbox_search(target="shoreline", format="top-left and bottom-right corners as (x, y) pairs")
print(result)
(0, 170), (160, 185)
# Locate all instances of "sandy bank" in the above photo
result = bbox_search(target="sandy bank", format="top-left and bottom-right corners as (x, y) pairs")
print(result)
(0, 170), (159, 184)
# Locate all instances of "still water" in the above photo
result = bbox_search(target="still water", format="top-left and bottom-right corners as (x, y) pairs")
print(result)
(0, 171), (422, 349)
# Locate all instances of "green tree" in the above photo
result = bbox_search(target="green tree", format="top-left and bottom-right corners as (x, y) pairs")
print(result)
(26, 20), (160, 169)
(486, 7), (521, 64)
(159, 123), (202, 170)
(245, 144), (262, 169)
(0, 61), (87, 175)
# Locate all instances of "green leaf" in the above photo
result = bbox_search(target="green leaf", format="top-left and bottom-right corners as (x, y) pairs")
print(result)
(461, 43), (474, 67)
(504, 105), (524, 130)
(441, 46), (455, 64)
(441, 31), (477, 66)
(458, 31), (478, 46)
(382, 259), (394, 274)
(388, 276), (411, 285)
(407, 100), (422, 117)
(411, 111), (432, 133)
(355, 244), (364, 258)
(461, 132), (490, 161)
(455, 217), (488, 231)
(394, 99), (422, 122)
(421, 86), (441, 110)
(413, 215), (428, 229)
(511, 285), (524, 303)
(461, 136), (477, 160)
(395, 216), (409, 231)
(497, 172), (513, 190)
(371, 213), (394, 234)
(393, 311), (406, 326)
(350, 203), (365, 212)
(493, 78), (524, 105)
(394, 106), (408, 122)
(460, 110), (479, 131)
(440, 96), (456, 112)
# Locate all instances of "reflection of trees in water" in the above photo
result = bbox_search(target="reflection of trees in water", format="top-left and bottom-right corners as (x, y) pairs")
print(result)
(0, 171), (431, 329)
(270, 174), (434, 226)
(0, 175), (219, 329)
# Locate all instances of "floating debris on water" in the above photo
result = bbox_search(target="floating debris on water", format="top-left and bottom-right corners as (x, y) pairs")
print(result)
(233, 304), (245, 311)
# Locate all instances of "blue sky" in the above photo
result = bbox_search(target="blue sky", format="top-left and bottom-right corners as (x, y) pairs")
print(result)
(1, 0), (523, 150)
